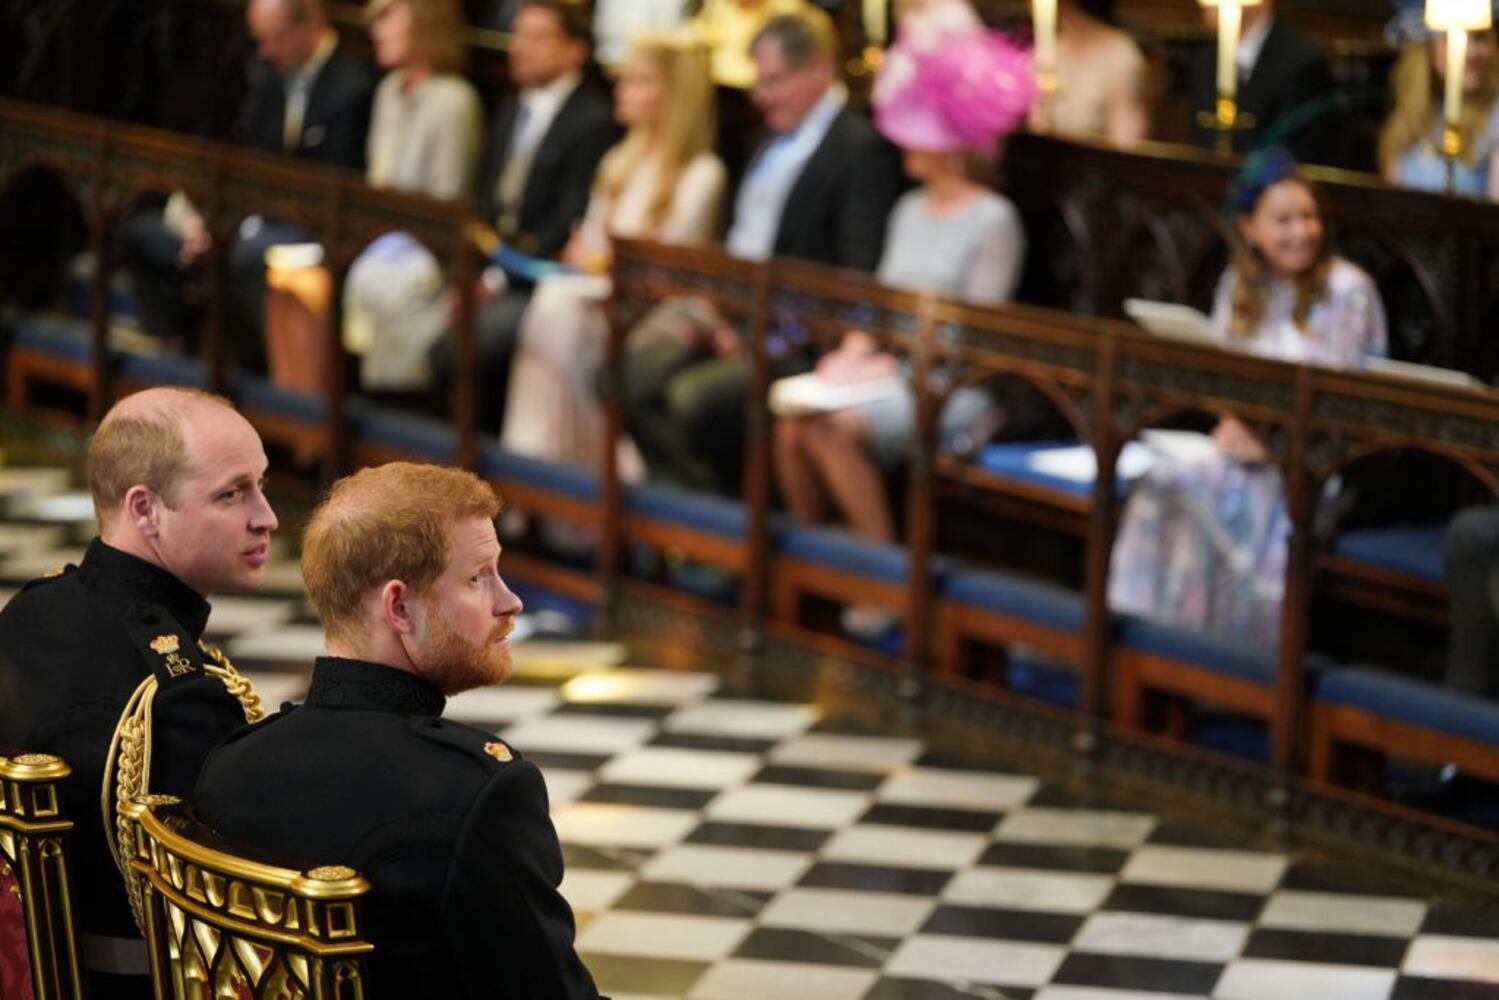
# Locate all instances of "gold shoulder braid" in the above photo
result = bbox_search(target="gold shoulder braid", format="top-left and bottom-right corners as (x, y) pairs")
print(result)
(103, 640), (266, 932)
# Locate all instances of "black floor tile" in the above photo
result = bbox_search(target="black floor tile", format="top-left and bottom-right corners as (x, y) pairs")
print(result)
(1280, 859), (1428, 900)
(524, 750), (612, 772)
(650, 730), (778, 755)
(578, 952), (708, 996)
(1145, 818), (1265, 850)
(554, 700), (676, 720)
(1023, 784), (1089, 808)
(858, 803), (1002, 833)
(1102, 883), (1266, 922)
(919, 904), (1083, 944)
(1392, 975), (1499, 999)
(865, 978), (1033, 1000)
(685, 820), (831, 853)
(1051, 951), (1225, 995)
(798, 861), (952, 897)
(977, 841), (1130, 875)
(562, 843), (648, 872)
(753, 763), (886, 791)
(580, 782), (716, 811)
(731, 927), (895, 968)
(611, 880), (770, 919)
(1420, 904), (1499, 938)
(1242, 927), (1409, 968)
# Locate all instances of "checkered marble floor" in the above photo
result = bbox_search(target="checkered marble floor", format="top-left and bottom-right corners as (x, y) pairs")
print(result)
(3, 466), (1499, 999)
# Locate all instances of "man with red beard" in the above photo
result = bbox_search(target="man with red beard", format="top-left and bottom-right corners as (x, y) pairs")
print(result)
(193, 462), (603, 999)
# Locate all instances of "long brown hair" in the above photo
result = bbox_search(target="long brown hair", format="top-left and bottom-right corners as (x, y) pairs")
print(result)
(1379, 34), (1499, 174)
(593, 36), (716, 233)
(1227, 174), (1333, 341)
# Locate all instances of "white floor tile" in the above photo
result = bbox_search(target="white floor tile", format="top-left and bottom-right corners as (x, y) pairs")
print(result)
(1037, 988), (1209, 1000)
(1258, 891), (1426, 938)
(599, 747), (762, 790)
(1403, 935), (1499, 983)
(1072, 912), (1249, 963)
(0, 523), (65, 557)
(560, 868), (636, 914)
(769, 733), (924, 772)
(540, 770), (596, 807)
(943, 867), (1115, 915)
(876, 767), (1040, 812)
(1212, 959), (1395, 1000)
(639, 844), (811, 891)
(243, 671), (310, 709)
(446, 685), (562, 725)
(510, 641), (628, 675)
(503, 715), (658, 755)
(886, 935), (1067, 989)
(562, 668), (717, 705)
(551, 802), (699, 849)
(820, 825), (988, 870)
(665, 699), (821, 740)
(225, 624), (326, 661)
(1120, 846), (1287, 895)
(756, 888), (935, 937)
(994, 807), (1157, 849)
(577, 911), (750, 961)
(3, 547), (87, 581)
(705, 784), (870, 829)
(0, 467), (70, 499)
(0, 587), (16, 608)
(256, 561), (307, 595)
(11, 491), (95, 524)
(204, 596), (298, 637)
(686, 959), (877, 1000)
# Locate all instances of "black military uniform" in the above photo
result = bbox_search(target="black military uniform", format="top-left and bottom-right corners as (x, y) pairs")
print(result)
(0, 538), (249, 999)
(194, 656), (604, 999)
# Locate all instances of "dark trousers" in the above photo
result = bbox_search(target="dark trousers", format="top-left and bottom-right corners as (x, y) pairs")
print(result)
(622, 338), (746, 495)
(117, 209), (196, 341)
(1445, 506), (1499, 698)
(433, 285), (531, 435)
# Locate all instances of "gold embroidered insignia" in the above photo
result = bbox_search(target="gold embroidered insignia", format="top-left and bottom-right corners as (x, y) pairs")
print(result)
(483, 742), (513, 763)
(149, 635), (181, 655)
(43, 568), (64, 578)
(163, 653), (196, 678)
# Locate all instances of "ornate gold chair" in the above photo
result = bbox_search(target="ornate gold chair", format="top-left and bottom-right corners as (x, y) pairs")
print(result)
(0, 752), (86, 1000)
(121, 795), (373, 1000)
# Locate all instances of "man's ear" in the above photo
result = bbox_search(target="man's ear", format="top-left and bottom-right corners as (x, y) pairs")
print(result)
(124, 485), (159, 538)
(380, 580), (416, 635)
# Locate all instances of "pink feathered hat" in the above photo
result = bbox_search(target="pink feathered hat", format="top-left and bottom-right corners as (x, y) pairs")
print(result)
(873, 1), (1036, 153)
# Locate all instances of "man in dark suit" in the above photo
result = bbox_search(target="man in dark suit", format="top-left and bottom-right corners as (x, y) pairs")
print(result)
(193, 462), (603, 999)
(621, 8), (906, 493)
(1189, 0), (1334, 164)
(0, 387), (277, 999)
(451, 0), (617, 433)
(119, 0), (375, 364)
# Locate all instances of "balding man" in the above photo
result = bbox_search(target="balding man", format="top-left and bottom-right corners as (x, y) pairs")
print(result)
(0, 387), (278, 999)
(194, 463), (603, 999)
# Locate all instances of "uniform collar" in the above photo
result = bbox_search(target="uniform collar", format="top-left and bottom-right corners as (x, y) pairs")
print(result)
(78, 538), (212, 638)
(306, 656), (447, 718)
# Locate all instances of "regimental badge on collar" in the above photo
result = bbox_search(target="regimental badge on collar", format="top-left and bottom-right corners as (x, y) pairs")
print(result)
(483, 741), (514, 763)
(149, 634), (196, 678)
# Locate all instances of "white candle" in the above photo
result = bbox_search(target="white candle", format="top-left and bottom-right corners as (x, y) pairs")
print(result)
(1445, 28), (1469, 132)
(864, 0), (887, 48)
(1216, 1), (1243, 101)
(1033, 0), (1058, 87)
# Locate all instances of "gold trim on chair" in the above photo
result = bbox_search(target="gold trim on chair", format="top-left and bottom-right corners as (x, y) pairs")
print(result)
(0, 752), (86, 1000)
(122, 795), (372, 999)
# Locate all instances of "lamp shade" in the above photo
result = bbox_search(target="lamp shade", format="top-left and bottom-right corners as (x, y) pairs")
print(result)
(1197, 0), (1263, 7)
(1427, 0), (1492, 31)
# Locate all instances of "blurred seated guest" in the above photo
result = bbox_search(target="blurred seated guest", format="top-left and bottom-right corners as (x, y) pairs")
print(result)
(118, 0), (374, 359)
(773, 0), (1031, 638)
(1109, 151), (1387, 644)
(1028, 0), (1148, 145)
(336, 0), (484, 395)
(439, 0), (617, 433)
(1188, 0), (1334, 164)
(194, 463), (602, 998)
(622, 8), (905, 494)
(593, 0), (691, 69)
(1379, 4), (1499, 199)
(1445, 505), (1499, 698)
(501, 35), (725, 473)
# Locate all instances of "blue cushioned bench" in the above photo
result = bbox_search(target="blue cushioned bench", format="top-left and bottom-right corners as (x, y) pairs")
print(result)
(7, 315), (95, 405)
(1332, 524), (1445, 582)
(624, 483), (748, 571)
(935, 565), (1086, 675)
(772, 523), (942, 625)
(1112, 617), (1329, 747)
(1310, 666), (1499, 785)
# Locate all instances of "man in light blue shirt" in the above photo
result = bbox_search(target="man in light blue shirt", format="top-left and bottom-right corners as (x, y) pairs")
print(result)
(623, 8), (905, 493)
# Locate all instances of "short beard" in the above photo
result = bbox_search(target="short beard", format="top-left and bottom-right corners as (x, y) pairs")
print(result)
(411, 602), (512, 696)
